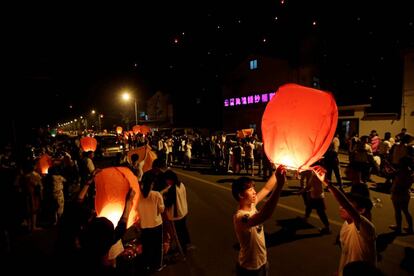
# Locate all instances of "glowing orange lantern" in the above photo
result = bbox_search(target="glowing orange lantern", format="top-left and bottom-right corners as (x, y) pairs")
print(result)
(116, 126), (123, 135)
(36, 154), (53, 175)
(132, 125), (141, 135)
(80, 137), (97, 152)
(237, 128), (254, 139)
(127, 145), (158, 173)
(139, 125), (151, 135)
(94, 167), (140, 228)
(261, 83), (338, 171)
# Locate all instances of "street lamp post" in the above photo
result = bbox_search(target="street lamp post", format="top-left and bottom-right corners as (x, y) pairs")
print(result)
(134, 99), (138, 126)
(122, 91), (138, 126)
(98, 114), (103, 132)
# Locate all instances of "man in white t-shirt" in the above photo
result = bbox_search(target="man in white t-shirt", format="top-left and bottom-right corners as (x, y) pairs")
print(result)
(232, 165), (286, 275)
(313, 166), (377, 276)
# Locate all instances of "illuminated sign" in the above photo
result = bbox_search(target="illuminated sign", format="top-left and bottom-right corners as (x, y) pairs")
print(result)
(223, 92), (276, 107)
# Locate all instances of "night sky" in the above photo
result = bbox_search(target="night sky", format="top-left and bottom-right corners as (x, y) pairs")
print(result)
(4, 1), (414, 133)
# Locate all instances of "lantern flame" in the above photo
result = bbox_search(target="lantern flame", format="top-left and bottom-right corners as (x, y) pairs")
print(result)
(116, 126), (123, 135)
(279, 155), (296, 169)
(99, 203), (124, 227)
(36, 154), (52, 175)
(94, 167), (141, 228)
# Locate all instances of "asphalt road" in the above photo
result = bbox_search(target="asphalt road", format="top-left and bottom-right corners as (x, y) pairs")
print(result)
(154, 165), (414, 276)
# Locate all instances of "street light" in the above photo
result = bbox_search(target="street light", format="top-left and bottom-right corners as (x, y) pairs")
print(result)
(121, 91), (138, 126)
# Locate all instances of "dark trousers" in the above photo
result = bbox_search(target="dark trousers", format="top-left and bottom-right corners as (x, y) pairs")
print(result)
(174, 216), (191, 253)
(326, 164), (342, 187)
(141, 224), (163, 270)
(305, 197), (330, 228)
(392, 198), (413, 229)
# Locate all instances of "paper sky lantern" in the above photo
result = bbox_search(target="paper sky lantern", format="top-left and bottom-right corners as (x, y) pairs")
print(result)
(94, 167), (141, 228)
(237, 128), (254, 139)
(127, 145), (158, 173)
(116, 126), (123, 135)
(261, 83), (338, 171)
(139, 125), (151, 135)
(132, 125), (141, 135)
(36, 154), (53, 175)
(80, 137), (97, 152)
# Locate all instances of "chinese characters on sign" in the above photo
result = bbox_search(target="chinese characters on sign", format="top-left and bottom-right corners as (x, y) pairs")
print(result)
(223, 92), (276, 107)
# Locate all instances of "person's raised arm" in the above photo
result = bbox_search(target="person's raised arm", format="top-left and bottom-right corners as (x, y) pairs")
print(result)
(313, 166), (362, 227)
(247, 165), (286, 227)
(77, 168), (102, 202)
(256, 164), (277, 203)
(115, 188), (136, 239)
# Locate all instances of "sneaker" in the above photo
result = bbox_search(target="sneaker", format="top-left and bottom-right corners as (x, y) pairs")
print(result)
(319, 227), (332, 235)
(155, 264), (167, 272)
(389, 225), (402, 233)
(186, 244), (197, 251)
(403, 227), (413, 234)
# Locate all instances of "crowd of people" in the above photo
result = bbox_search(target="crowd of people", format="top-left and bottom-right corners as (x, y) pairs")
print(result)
(0, 126), (412, 275)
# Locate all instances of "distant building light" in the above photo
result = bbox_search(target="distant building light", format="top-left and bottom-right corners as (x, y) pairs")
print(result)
(249, 59), (258, 70)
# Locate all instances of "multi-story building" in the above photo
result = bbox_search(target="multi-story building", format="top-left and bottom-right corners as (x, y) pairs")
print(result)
(222, 55), (319, 135)
(222, 50), (414, 143)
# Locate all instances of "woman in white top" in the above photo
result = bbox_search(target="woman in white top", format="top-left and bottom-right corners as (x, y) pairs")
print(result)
(137, 172), (165, 272)
(164, 170), (192, 254)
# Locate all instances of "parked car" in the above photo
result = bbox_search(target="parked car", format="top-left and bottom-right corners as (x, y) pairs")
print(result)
(95, 134), (123, 158)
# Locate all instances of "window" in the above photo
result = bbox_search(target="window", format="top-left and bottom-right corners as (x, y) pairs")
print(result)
(249, 59), (258, 70)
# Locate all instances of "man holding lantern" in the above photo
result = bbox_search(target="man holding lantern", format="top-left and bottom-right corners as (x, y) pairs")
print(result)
(232, 165), (286, 275)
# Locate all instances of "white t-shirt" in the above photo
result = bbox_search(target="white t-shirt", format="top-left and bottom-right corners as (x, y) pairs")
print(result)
(233, 206), (266, 270)
(339, 216), (377, 275)
(86, 157), (95, 173)
(137, 191), (164, 229)
(166, 183), (188, 221)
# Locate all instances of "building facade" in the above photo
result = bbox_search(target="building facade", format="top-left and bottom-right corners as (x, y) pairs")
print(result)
(222, 51), (414, 144)
(222, 55), (319, 136)
(338, 50), (414, 140)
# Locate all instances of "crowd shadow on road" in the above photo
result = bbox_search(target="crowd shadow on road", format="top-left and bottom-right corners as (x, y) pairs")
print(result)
(376, 231), (398, 262)
(401, 247), (414, 273)
(265, 218), (322, 248)
(369, 182), (392, 195)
